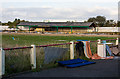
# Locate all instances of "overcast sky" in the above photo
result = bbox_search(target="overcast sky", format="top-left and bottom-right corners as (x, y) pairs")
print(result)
(0, 0), (119, 22)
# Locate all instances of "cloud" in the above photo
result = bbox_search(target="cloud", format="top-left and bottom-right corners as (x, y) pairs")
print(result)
(87, 6), (118, 20)
(1, 0), (119, 3)
(1, 5), (118, 22)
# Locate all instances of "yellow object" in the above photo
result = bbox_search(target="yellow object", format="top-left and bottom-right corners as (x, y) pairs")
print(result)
(69, 32), (73, 34)
(35, 28), (45, 32)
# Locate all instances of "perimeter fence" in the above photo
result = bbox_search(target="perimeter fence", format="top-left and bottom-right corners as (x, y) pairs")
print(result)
(0, 38), (119, 77)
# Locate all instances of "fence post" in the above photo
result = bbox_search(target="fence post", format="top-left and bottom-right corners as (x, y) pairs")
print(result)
(116, 38), (119, 45)
(98, 39), (101, 44)
(30, 45), (36, 69)
(0, 48), (5, 78)
(70, 41), (74, 59)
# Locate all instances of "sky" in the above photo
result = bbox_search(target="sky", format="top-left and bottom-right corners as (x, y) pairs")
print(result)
(0, 0), (119, 22)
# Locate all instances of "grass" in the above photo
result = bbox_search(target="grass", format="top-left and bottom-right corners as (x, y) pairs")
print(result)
(2, 34), (115, 48)
(2, 33), (116, 75)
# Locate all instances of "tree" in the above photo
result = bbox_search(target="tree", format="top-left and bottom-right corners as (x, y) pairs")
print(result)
(0, 21), (1, 25)
(103, 20), (116, 27)
(18, 19), (20, 23)
(96, 16), (106, 23)
(117, 21), (120, 27)
(87, 16), (117, 27)
(87, 16), (106, 27)
(21, 20), (25, 22)
(8, 21), (13, 28)
(87, 16), (106, 23)
(1, 18), (29, 28)
(12, 18), (24, 28)
(88, 17), (96, 22)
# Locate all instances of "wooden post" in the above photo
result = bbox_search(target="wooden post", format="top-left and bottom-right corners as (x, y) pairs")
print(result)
(0, 48), (5, 77)
(30, 45), (36, 69)
(98, 39), (101, 44)
(116, 38), (119, 45)
(70, 41), (74, 59)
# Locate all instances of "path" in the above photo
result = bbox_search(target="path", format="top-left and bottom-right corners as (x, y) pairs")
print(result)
(9, 59), (120, 78)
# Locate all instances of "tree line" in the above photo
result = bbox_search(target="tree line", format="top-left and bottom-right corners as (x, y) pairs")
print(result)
(0, 19), (29, 28)
(0, 16), (120, 28)
(85, 16), (120, 27)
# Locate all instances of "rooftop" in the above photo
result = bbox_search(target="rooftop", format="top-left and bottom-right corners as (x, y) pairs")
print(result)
(18, 22), (95, 27)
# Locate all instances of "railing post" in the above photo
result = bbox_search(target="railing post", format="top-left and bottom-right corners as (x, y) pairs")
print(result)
(0, 48), (5, 78)
(30, 45), (36, 69)
(116, 38), (119, 45)
(70, 41), (74, 59)
(98, 39), (101, 44)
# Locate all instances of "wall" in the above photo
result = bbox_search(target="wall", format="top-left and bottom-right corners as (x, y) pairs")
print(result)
(96, 27), (120, 32)
(0, 26), (9, 30)
(18, 26), (33, 30)
(58, 28), (88, 33)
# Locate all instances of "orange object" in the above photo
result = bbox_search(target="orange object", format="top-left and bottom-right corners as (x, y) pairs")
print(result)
(85, 41), (113, 60)
(86, 41), (92, 58)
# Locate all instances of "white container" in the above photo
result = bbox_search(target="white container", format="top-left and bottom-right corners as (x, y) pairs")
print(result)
(97, 44), (106, 58)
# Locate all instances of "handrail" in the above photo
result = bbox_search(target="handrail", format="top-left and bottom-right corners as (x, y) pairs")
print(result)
(105, 39), (117, 41)
(36, 43), (71, 47)
(3, 46), (32, 50)
(3, 39), (117, 50)
(3, 43), (72, 50)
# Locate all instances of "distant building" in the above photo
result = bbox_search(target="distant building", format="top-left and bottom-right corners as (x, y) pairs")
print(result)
(0, 26), (19, 32)
(96, 27), (120, 32)
(0, 26), (9, 31)
(17, 22), (96, 33)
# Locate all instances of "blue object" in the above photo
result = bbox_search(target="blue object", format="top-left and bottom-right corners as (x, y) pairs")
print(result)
(106, 45), (114, 56)
(58, 58), (95, 68)
(12, 37), (15, 40)
(102, 40), (114, 56)
(58, 58), (88, 65)
(102, 40), (106, 44)
(66, 61), (95, 68)
(76, 40), (88, 42)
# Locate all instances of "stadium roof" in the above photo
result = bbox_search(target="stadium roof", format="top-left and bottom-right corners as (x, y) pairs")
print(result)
(17, 22), (95, 28)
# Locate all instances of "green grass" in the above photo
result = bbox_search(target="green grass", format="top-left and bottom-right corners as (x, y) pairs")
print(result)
(2, 34), (116, 75)
(2, 34), (115, 48)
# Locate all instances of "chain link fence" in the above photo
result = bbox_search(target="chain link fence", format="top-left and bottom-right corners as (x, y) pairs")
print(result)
(3, 42), (72, 75)
(36, 44), (70, 71)
(5, 48), (31, 75)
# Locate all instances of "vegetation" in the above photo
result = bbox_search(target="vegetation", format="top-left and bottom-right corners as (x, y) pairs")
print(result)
(87, 16), (117, 27)
(1, 18), (29, 28)
(117, 21), (120, 27)
(2, 34), (115, 48)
